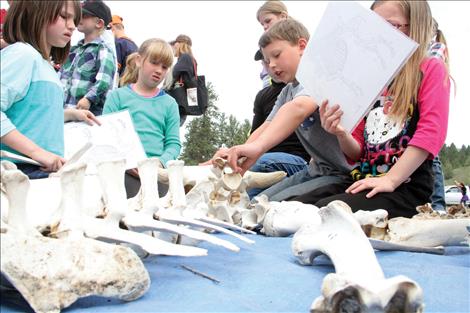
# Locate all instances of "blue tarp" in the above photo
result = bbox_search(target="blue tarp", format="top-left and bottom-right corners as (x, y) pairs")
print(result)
(1, 234), (469, 312)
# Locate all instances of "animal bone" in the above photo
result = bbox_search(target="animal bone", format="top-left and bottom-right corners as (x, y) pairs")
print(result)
(124, 158), (242, 252)
(1, 226), (150, 313)
(246, 196), (469, 251)
(0, 164), (150, 313)
(292, 200), (424, 312)
(246, 195), (321, 237)
(157, 161), (286, 191)
(246, 196), (386, 238)
(0, 168), (41, 236)
(1, 164), (105, 233)
(86, 159), (208, 257)
(385, 217), (470, 247)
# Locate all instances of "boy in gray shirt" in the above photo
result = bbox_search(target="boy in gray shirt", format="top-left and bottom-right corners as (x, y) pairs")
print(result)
(220, 19), (355, 201)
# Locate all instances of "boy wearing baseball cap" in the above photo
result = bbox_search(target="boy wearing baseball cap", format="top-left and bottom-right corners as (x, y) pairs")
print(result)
(60, 0), (116, 115)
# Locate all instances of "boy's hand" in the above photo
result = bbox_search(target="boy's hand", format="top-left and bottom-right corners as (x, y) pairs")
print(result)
(346, 175), (398, 198)
(226, 143), (263, 175)
(76, 97), (91, 110)
(30, 148), (66, 172)
(319, 100), (347, 137)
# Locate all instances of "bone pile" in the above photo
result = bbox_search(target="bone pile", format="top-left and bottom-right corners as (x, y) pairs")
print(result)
(245, 195), (470, 251)
(0, 157), (258, 313)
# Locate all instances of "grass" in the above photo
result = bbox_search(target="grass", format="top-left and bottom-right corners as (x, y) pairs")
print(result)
(444, 165), (470, 185)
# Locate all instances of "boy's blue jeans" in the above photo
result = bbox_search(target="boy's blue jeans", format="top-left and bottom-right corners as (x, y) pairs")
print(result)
(247, 152), (308, 199)
(257, 167), (346, 202)
(431, 156), (445, 211)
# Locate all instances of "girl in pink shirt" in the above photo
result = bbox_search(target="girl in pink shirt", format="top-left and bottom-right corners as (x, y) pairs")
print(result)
(299, 0), (451, 218)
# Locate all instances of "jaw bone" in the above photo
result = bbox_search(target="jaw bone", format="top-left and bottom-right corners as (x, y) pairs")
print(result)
(292, 200), (423, 313)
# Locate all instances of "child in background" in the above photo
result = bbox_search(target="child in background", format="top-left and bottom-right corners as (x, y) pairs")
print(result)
(304, 0), (450, 218)
(1, 0), (99, 179)
(428, 18), (450, 211)
(119, 52), (138, 87)
(169, 34), (197, 126)
(455, 181), (468, 207)
(256, 0), (289, 88)
(103, 38), (181, 197)
(60, 0), (115, 115)
(110, 15), (138, 77)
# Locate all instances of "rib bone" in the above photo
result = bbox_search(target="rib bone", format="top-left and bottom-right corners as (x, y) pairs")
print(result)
(85, 159), (208, 257)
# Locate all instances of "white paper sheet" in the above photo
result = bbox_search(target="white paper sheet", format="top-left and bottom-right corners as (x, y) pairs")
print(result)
(296, 1), (418, 133)
(64, 110), (146, 172)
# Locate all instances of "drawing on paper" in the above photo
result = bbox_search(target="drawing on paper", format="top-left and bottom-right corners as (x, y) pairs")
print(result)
(64, 111), (146, 171)
(296, 1), (417, 133)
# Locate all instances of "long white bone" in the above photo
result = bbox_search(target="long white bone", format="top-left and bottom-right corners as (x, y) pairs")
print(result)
(157, 164), (286, 191)
(86, 159), (208, 257)
(292, 200), (423, 312)
(157, 214), (255, 245)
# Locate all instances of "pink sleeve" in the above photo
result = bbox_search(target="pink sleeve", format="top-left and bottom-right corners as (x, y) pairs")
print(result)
(351, 119), (365, 151)
(345, 119), (365, 164)
(409, 58), (450, 159)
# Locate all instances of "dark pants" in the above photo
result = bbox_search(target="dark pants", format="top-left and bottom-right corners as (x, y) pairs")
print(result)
(293, 161), (434, 219)
(125, 173), (169, 199)
(16, 163), (49, 179)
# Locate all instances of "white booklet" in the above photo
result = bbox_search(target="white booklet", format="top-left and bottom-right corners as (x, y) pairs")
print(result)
(296, 1), (418, 133)
(64, 110), (146, 172)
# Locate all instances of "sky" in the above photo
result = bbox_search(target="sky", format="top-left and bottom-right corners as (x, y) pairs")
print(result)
(2, 1), (468, 147)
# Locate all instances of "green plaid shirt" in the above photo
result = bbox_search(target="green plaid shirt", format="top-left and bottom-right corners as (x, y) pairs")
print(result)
(60, 37), (116, 115)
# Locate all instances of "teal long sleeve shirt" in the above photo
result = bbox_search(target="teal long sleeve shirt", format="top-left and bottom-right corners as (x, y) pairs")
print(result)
(103, 86), (181, 166)
(1, 43), (64, 159)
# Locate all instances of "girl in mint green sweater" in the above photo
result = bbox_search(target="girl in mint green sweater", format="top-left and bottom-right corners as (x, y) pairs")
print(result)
(103, 38), (181, 197)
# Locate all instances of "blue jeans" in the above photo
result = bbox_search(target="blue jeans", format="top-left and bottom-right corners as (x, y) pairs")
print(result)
(431, 156), (445, 211)
(247, 152), (308, 199)
(258, 166), (346, 202)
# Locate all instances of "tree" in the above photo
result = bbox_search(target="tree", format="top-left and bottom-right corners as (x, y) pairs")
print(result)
(180, 83), (251, 165)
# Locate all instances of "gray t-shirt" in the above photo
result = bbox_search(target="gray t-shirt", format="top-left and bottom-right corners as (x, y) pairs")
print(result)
(267, 81), (356, 177)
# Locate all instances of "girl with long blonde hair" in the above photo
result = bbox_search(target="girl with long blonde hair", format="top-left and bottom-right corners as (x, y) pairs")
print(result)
(297, 0), (451, 218)
(103, 38), (181, 197)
